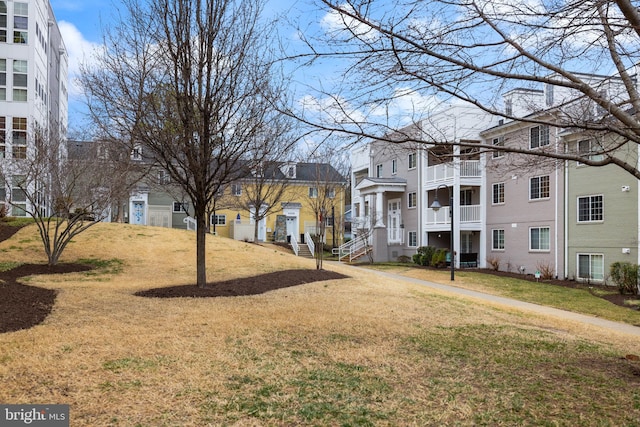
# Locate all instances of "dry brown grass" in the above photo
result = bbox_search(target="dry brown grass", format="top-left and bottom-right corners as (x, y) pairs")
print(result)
(1, 223), (640, 426)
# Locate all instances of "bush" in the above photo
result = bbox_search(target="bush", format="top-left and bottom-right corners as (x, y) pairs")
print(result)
(413, 246), (436, 266)
(486, 256), (501, 271)
(609, 262), (639, 295)
(397, 255), (412, 263)
(431, 248), (448, 268)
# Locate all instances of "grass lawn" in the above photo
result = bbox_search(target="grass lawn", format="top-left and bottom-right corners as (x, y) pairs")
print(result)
(1, 223), (640, 426)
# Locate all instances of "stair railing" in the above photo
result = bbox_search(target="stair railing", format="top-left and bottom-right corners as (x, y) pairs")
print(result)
(305, 232), (315, 258)
(290, 234), (299, 256)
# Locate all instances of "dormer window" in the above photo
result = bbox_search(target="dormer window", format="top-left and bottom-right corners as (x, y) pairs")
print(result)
(131, 144), (142, 161)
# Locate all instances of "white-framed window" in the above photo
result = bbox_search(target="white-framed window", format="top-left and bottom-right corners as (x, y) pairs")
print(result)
(0, 116), (5, 158)
(530, 125), (550, 149)
(211, 214), (227, 226)
(232, 183), (242, 196)
(492, 182), (504, 205)
(327, 188), (336, 199)
(492, 136), (504, 158)
(408, 231), (417, 247)
(131, 144), (142, 160)
(577, 139), (604, 163)
(530, 175), (550, 200)
(577, 195), (603, 222)
(529, 227), (550, 252)
(308, 187), (318, 198)
(492, 229), (505, 250)
(172, 201), (188, 213)
(11, 175), (26, 216)
(392, 158), (397, 175)
(12, 60), (27, 101)
(577, 253), (604, 281)
(505, 99), (512, 116)
(408, 192), (417, 208)
(0, 59), (5, 101)
(324, 215), (334, 227)
(13, 2), (27, 44)
(408, 152), (417, 169)
(0, 1), (6, 43)
(158, 170), (170, 185)
(375, 163), (383, 178)
(12, 117), (26, 159)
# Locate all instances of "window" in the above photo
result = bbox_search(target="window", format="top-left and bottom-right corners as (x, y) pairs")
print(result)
(530, 227), (550, 251)
(408, 152), (417, 169)
(492, 229), (505, 250)
(492, 182), (504, 204)
(211, 214), (227, 226)
(0, 116), (4, 158)
(392, 159), (397, 175)
(578, 139), (604, 163)
(578, 195), (603, 222)
(545, 84), (554, 106)
(327, 188), (335, 199)
(530, 175), (550, 200)
(324, 215), (334, 227)
(172, 201), (188, 213)
(232, 183), (242, 196)
(158, 170), (170, 185)
(308, 187), (318, 198)
(12, 60), (27, 101)
(0, 59), (5, 101)
(408, 231), (417, 247)
(375, 163), (382, 178)
(408, 192), (417, 208)
(0, 1), (6, 43)
(577, 253), (604, 281)
(11, 175), (26, 216)
(13, 2), (27, 44)
(505, 99), (512, 116)
(530, 125), (550, 149)
(492, 136), (504, 158)
(12, 117), (26, 159)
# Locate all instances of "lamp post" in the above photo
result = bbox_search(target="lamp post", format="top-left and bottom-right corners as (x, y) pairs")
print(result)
(430, 184), (454, 281)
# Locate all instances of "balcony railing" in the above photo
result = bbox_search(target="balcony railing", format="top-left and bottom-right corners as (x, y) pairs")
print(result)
(427, 160), (482, 182)
(426, 204), (481, 224)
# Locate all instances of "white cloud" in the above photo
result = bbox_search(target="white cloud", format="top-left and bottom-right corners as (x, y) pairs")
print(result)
(59, 21), (102, 98)
(319, 3), (379, 42)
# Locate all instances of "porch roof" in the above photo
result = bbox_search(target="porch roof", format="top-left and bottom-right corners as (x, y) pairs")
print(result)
(355, 177), (407, 195)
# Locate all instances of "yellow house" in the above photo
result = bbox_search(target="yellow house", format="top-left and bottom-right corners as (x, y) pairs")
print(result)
(210, 162), (347, 247)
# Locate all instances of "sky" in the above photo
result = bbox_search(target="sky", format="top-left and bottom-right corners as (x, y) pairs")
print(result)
(49, 0), (438, 136)
(50, 0), (316, 130)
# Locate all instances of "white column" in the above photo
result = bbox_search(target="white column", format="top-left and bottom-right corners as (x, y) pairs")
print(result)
(375, 191), (385, 228)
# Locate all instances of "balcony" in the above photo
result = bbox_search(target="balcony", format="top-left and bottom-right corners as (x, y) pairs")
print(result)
(426, 160), (482, 184)
(426, 204), (481, 225)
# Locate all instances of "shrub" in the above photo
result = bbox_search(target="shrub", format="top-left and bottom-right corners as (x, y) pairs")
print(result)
(431, 248), (448, 268)
(486, 256), (501, 271)
(397, 255), (412, 263)
(413, 246), (436, 266)
(536, 262), (555, 280)
(609, 262), (639, 295)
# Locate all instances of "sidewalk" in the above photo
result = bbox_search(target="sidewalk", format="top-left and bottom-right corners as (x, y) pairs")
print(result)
(333, 263), (640, 337)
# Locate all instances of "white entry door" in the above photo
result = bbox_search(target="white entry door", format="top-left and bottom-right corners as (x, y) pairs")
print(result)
(388, 199), (402, 243)
(131, 201), (145, 225)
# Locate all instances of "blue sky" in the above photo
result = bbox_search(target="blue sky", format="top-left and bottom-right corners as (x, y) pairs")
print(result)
(50, 0), (432, 134)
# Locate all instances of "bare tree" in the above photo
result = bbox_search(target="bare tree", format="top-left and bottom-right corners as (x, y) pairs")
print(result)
(0, 131), (125, 265)
(289, 0), (640, 178)
(304, 149), (348, 269)
(81, 0), (290, 287)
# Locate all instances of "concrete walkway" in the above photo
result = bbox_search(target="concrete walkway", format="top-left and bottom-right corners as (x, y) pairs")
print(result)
(334, 263), (640, 337)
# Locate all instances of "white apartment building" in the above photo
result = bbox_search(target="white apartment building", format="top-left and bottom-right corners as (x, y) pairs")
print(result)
(0, 0), (68, 215)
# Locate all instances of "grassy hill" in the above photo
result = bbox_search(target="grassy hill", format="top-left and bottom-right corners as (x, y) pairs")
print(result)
(1, 223), (639, 426)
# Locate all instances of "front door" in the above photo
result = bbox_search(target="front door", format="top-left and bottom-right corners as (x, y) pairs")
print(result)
(388, 199), (402, 243)
(131, 201), (145, 225)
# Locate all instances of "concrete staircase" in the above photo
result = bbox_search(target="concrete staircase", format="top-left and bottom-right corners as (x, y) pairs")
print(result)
(296, 244), (314, 259)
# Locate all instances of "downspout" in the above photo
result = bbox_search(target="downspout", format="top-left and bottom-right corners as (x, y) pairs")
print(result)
(564, 142), (569, 280)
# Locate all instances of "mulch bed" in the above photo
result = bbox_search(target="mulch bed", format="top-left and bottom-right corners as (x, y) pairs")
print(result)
(135, 269), (349, 298)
